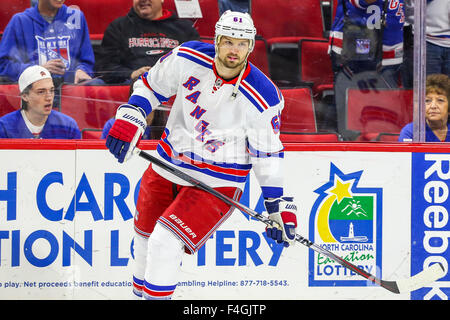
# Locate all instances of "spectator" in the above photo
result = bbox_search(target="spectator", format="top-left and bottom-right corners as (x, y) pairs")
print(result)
(0, 65), (81, 139)
(399, 73), (450, 142)
(0, 0), (95, 85)
(329, 0), (405, 139)
(218, 0), (250, 14)
(95, 0), (199, 84)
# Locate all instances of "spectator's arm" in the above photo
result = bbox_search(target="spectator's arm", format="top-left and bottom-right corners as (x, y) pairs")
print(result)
(0, 16), (34, 81)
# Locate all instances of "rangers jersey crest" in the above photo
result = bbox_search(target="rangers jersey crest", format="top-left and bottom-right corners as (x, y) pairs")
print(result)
(36, 35), (71, 69)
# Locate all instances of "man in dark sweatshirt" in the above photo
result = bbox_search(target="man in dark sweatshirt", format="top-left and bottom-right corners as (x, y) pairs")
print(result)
(95, 0), (200, 84)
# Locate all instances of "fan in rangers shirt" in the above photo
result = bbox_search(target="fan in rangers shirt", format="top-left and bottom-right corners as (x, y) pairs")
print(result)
(106, 10), (298, 300)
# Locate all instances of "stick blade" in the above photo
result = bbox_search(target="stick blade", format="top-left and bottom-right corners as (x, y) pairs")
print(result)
(395, 263), (446, 294)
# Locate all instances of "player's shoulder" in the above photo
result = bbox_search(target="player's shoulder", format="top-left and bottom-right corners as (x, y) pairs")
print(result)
(176, 40), (215, 68)
(179, 40), (215, 58)
(240, 63), (283, 113)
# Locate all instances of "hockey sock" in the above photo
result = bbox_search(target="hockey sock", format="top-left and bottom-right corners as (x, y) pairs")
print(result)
(131, 233), (149, 299)
(143, 223), (184, 300)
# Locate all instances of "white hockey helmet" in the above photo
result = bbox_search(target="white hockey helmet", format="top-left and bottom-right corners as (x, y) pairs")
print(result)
(214, 10), (257, 52)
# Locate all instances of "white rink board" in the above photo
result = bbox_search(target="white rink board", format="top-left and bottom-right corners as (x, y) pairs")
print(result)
(0, 147), (429, 300)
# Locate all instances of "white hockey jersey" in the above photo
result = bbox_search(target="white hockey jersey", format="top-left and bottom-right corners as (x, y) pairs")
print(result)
(128, 41), (286, 198)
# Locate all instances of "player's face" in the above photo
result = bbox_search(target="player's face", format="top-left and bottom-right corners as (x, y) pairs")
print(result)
(425, 92), (448, 123)
(216, 36), (250, 70)
(133, 0), (163, 20)
(22, 79), (55, 117)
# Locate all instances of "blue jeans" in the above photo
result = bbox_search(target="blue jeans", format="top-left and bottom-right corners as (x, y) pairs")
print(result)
(426, 42), (450, 76)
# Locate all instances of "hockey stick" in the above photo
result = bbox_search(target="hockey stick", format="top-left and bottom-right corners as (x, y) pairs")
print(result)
(134, 148), (446, 294)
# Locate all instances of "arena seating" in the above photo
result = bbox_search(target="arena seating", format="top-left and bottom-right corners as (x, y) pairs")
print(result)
(250, 38), (270, 76)
(374, 133), (400, 142)
(195, 0), (220, 37)
(258, 0), (329, 86)
(65, 0), (130, 41)
(60, 84), (130, 131)
(346, 89), (413, 141)
(280, 132), (341, 143)
(280, 87), (317, 133)
(0, 84), (21, 116)
(298, 38), (334, 98)
(81, 128), (103, 139)
(251, 0), (324, 40)
(0, 0), (30, 37)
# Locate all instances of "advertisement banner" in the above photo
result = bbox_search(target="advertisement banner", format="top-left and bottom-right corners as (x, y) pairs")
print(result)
(411, 153), (450, 300)
(0, 143), (447, 300)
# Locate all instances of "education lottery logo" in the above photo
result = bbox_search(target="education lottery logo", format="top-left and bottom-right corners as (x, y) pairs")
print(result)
(308, 163), (383, 288)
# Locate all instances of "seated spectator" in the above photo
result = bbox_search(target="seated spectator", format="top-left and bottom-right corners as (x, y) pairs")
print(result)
(399, 74), (450, 142)
(0, 65), (81, 139)
(95, 0), (199, 84)
(0, 0), (95, 85)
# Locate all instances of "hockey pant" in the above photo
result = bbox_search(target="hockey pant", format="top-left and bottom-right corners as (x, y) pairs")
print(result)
(132, 165), (242, 299)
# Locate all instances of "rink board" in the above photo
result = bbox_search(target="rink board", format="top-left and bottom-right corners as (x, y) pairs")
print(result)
(0, 140), (448, 300)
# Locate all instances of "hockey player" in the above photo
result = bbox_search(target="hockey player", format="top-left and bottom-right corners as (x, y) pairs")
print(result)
(105, 10), (298, 300)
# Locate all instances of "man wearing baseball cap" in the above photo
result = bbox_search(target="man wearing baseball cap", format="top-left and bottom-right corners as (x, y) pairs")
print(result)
(0, 65), (81, 139)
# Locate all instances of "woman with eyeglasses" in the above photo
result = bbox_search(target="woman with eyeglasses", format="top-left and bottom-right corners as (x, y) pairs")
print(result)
(399, 73), (450, 142)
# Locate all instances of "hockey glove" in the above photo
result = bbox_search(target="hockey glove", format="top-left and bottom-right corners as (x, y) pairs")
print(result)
(106, 104), (146, 163)
(264, 197), (298, 247)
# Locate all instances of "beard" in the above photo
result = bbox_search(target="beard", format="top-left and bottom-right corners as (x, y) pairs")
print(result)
(217, 54), (246, 70)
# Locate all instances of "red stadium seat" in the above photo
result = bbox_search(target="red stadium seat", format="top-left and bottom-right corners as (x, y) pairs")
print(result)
(0, 0), (30, 36)
(81, 128), (103, 139)
(251, 0), (324, 40)
(374, 133), (400, 142)
(346, 89), (413, 141)
(60, 84), (130, 131)
(268, 36), (322, 87)
(280, 132), (341, 142)
(298, 38), (334, 97)
(256, 0), (326, 85)
(162, 0), (177, 12)
(193, 0), (220, 37)
(280, 87), (317, 132)
(250, 38), (270, 76)
(65, 0), (130, 41)
(0, 84), (21, 116)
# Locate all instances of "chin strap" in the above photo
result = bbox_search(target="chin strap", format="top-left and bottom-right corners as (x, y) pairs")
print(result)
(230, 63), (246, 100)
